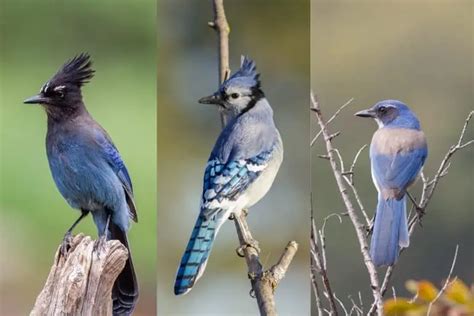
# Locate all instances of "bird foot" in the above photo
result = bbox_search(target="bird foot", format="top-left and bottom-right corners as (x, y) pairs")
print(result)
(60, 231), (73, 258)
(93, 235), (108, 255)
(366, 219), (374, 236)
(229, 209), (249, 221)
(236, 238), (260, 257)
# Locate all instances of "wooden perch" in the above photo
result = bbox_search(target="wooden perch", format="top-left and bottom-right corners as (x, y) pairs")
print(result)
(31, 234), (128, 316)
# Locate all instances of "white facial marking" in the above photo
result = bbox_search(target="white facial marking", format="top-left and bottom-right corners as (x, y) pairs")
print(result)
(54, 85), (66, 91)
(41, 82), (50, 93)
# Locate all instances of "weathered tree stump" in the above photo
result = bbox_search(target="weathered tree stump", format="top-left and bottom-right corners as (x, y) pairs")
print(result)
(31, 234), (128, 316)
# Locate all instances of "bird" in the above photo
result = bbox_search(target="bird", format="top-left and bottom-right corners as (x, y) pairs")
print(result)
(174, 56), (283, 295)
(355, 100), (428, 267)
(24, 53), (139, 315)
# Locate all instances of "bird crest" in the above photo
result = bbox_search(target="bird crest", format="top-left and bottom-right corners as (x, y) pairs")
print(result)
(42, 53), (95, 93)
(223, 56), (261, 89)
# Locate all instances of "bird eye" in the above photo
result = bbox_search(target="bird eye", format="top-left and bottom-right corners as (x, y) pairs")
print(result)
(53, 85), (66, 98)
(378, 106), (386, 113)
(230, 93), (239, 99)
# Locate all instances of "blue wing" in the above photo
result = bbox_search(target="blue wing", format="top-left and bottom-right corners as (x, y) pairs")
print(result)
(371, 147), (427, 191)
(95, 129), (137, 222)
(200, 150), (273, 218)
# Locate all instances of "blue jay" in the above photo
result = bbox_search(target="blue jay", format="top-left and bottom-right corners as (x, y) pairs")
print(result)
(174, 57), (283, 295)
(356, 100), (427, 267)
(24, 54), (138, 315)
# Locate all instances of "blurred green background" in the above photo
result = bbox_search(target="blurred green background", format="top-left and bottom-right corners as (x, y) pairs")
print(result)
(0, 1), (156, 315)
(158, 1), (310, 315)
(312, 1), (473, 313)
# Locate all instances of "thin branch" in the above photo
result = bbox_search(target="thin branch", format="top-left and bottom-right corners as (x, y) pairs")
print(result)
(333, 292), (348, 315)
(426, 245), (459, 315)
(311, 98), (354, 146)
(311, 92), (383, 316)
(209, 0), (231, 127)
(341, 145), (371, 227)
(311, 217), (339, 315)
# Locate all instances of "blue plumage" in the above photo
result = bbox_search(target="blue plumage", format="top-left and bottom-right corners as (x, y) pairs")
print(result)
(356, 100), (428, 267)
(175, 57), (283, 295)
(24, 54), (138, 315)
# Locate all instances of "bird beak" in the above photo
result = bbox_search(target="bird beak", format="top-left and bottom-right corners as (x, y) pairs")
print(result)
(198, 93), (222, 106)
(23, 94), (49, 105)
(355, 108), (375, 118)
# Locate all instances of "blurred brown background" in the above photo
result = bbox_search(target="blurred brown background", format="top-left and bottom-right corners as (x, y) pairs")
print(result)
(158, 1), (310, 315)
(312, 0), (473, 312)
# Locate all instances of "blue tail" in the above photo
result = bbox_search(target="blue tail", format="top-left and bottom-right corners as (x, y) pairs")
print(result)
(370, 195), (409, 267)
(174, 214), (217, 295)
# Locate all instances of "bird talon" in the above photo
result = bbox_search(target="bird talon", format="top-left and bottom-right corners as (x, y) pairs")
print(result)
(366, 220), (374, 236)
(236, 239), (260, 257)
(236, 246), (246, 257)
(93, 235), (107, 255)
(249, 288), (256, 298)
(60, 231), (73, 258)
(245, 239), (261, 254)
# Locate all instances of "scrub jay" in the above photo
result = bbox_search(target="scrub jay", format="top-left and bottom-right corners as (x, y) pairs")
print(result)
(356, 100), (427, 267)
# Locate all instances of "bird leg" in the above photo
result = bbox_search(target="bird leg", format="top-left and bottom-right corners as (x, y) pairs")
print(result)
(234, 209), (260, 256)
(366, 215), (375, 236)
(60, 210), (89, 257)
(406, 191), (425, 225)
(94, 213), (111, 255)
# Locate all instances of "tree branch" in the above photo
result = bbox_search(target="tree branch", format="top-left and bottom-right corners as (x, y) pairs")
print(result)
(311, 93), (384, 315)
(209, 0), (231, 127)
(208, 2), (298, 315)
(311, 216), (339, 315)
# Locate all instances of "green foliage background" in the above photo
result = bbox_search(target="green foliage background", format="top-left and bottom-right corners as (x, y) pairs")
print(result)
(312, 1), (473, 312)
(0, 1), (156, 315)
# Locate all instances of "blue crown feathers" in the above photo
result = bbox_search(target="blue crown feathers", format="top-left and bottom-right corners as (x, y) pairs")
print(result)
(223, 56), (261, 89)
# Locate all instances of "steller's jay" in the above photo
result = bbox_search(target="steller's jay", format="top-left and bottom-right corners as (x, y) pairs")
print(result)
(24, 53), (139, 315)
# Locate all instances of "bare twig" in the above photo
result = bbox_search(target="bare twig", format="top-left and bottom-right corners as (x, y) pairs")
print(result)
(311, 217), (339, 315)
(209, 2), (297, 315)
(427, 245), (459, 315)
(311, 98), (354, 146)
(311, 92), (383, 316)
(341, 145), (371, 227)
(209, 0), (231, 127)
(333, 293), (348, 315)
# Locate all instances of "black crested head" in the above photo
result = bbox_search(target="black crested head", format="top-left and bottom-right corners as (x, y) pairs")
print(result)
(24, 53), (95, 120)
(46, 53), (95, 90)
